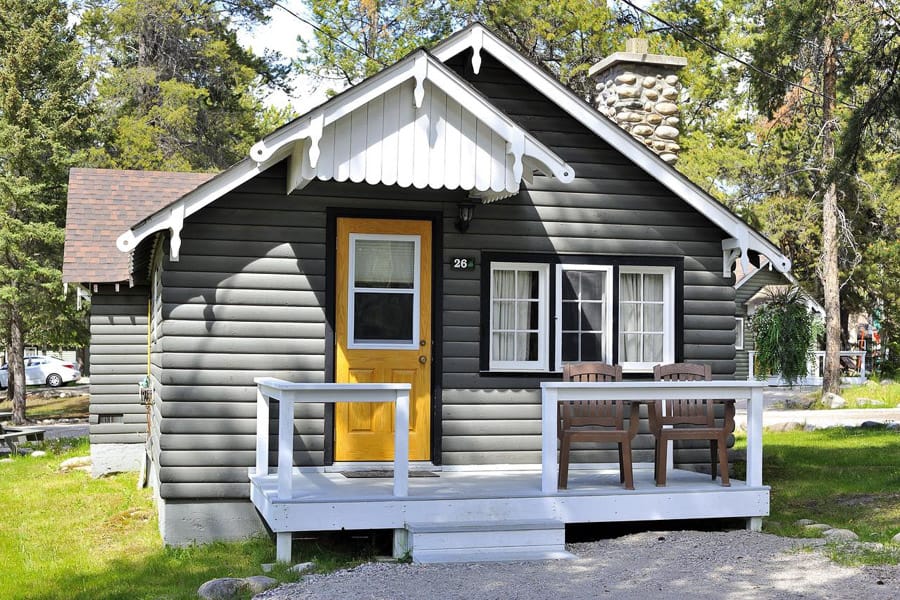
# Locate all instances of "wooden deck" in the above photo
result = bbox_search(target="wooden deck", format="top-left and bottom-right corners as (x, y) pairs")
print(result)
(253, 378), (769, 562)
(250, 466), (768, 538)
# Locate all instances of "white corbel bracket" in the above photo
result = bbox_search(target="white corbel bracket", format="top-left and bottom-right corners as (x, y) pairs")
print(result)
(413, 54), (428, 108)
(168, 204), (185, 262)
(722, 237), (744, 277)
(507, 130), (525, 192)
(469, 26), (484, 74)
(117, 204), (185, 262)
(723, 236), (792, 277)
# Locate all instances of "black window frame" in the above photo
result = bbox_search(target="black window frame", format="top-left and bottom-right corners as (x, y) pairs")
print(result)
(479, 252), (684, 375)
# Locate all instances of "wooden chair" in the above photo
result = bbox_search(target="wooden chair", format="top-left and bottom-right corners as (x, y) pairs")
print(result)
(558, 362), (638, 490)
(650, 363), (735, 487)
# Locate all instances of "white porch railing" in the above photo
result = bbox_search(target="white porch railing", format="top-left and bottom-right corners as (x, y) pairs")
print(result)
(748, 350), (867, 385)
(253, 378), (412, 500)
(539, 381), (767, 495)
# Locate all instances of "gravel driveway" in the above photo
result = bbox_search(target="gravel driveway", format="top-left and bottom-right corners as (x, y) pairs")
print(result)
(256, 530), (899, 599)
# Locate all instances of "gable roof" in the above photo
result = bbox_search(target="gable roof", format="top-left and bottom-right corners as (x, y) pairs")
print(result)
(431, 25), (791, 276)
(63, 168), (214, 284)
(735, 259), (825, 316)
(115, 48), (574, 261)
(92, 23), (790, 281)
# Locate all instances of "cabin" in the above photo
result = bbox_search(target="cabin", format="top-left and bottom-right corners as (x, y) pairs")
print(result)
(734, 262), (865, 385)
(63, 26), (786, 563)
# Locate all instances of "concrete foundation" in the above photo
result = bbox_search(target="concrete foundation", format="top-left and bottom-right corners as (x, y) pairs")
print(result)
(90, 443), (145, 478)
(158, 498), (267, 546)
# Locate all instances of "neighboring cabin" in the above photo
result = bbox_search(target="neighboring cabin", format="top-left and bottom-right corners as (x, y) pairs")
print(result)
(63, 25), (790, 546)
(733, 260), (825, 381)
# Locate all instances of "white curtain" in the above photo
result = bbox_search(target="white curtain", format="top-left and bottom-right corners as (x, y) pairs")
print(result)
(643, 274), (664, 361)
(493, 269), (535, 361)
(620, 273), (641, 362)
(355, 240), (415, 288)
(620, 273), (664, 362)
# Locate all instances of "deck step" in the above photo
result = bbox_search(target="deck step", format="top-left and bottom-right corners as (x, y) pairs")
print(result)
(401, 519), (574, 564)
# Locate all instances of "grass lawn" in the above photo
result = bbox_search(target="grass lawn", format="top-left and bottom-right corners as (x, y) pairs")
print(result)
(3, 425), (897, 598)
(0, 390), (89, 420)
(0, 438), (377, 600)
(825, 380), (900, 409)
(747, 426), (900, 564)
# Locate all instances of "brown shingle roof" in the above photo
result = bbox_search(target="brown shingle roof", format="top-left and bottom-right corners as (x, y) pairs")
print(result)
(63, 168), (216, 284)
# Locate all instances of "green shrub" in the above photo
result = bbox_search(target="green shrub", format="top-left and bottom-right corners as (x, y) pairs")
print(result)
(751, 287), (823, 385)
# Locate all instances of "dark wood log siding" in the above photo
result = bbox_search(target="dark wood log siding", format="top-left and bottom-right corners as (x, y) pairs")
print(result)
(89, 285), (149, 444)
(148, 53), (739, 498)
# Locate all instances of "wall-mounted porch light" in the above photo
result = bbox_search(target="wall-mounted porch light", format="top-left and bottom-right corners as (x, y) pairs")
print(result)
(455, 202), (476, 233)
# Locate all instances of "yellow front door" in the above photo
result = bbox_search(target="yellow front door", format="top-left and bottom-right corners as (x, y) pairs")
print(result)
(335, 218), (432, 461)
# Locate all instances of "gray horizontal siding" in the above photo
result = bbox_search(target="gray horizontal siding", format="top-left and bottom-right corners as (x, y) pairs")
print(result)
(441, 389), (731, 466)
(89, 286), (149, 443)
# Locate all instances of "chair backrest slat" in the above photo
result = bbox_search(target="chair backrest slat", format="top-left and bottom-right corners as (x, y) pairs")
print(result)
(653, 362), (714, 426)
(560, 362), (622, 427)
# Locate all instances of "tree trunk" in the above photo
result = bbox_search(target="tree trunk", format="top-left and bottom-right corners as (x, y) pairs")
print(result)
(820, 10), (842, 395)
(9, 308), (27, 425)
(3, 325), (12, 404)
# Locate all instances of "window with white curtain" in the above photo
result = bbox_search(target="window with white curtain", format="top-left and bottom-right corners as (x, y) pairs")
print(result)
(618, 267), (674, 371)
(489, 262), (549, 370)
(485, 259), (676, 373)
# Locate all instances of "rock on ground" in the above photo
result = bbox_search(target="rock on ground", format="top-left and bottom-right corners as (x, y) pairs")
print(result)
(198, 578), (247, 600)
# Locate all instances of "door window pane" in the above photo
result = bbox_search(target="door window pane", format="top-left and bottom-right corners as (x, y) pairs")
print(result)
(350, 235), (419, 346)
(354, 240), (415, 288)
(353, 293), (414, 342)
(559, 268), (608, 364)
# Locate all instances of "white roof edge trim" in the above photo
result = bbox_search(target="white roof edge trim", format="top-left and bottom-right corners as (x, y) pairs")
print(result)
(115, 144), (292, 260)
(248, 49), (573, 187)
(432, 25), (792, 275)
(115, 47), (575, 260)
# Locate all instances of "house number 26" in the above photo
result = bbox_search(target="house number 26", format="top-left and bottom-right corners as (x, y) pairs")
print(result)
(451, 257), (476, 270)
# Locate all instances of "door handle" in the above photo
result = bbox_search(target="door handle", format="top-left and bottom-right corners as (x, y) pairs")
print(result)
(418, 355), (427, 364)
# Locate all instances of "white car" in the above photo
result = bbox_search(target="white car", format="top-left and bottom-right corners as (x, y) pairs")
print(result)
(0, 356), (81, 389)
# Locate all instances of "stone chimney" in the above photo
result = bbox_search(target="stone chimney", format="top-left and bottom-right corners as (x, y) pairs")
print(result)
(589, 39), (687, 164)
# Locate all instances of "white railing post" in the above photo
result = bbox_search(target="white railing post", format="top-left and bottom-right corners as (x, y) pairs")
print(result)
(541, 386), (558, 494)
(255, 387), (270, 476)
(277, 396), (295, 501)
(746, 385), (763, 487)
(393, 387), (409, 497)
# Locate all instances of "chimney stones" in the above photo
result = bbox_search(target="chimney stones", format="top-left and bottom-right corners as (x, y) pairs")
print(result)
(589, 39), (687, 164)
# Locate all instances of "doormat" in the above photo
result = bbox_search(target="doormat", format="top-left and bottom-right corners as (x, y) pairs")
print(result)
(341, 470), (439, 478)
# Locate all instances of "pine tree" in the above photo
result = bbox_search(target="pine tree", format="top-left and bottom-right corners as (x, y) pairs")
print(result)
(297, 0), (458, 90)
(80, 0), (290, 171)
(749, 0), (898, 391)
(0, 0), (94, 423)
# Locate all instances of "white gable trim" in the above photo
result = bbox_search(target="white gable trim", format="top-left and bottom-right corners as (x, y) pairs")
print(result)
(116, 144), (292, 259)
(249, 50), (573, 196)
(117, 48), (573, 259)
(432, 25), (792, 276)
